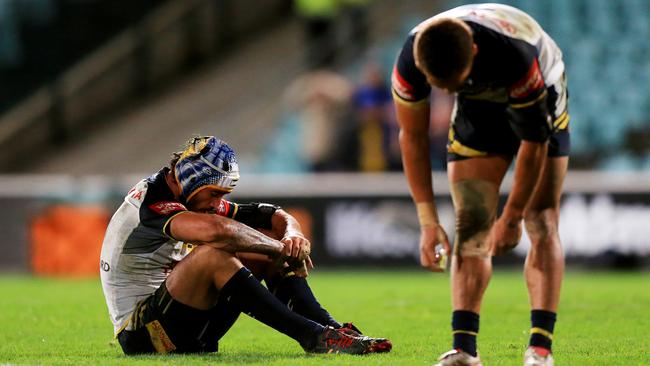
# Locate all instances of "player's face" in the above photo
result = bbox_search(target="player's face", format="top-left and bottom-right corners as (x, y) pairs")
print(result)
(186, 187), (226, 213)
(421, 43), (477, 94)
(426, 64), (473, 94)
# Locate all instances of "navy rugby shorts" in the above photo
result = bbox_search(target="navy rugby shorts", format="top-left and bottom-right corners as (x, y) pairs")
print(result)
(117, 282), (240, 355)
(447, 76), (570, 161)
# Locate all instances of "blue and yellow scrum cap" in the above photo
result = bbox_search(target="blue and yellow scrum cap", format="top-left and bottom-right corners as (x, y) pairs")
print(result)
(174, 136), (240, 201)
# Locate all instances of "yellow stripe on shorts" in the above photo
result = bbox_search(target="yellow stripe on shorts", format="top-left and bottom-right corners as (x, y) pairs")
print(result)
(553, 110), (570, 130)
(447, 129), (487, 157)
(146, 320), (177, 354)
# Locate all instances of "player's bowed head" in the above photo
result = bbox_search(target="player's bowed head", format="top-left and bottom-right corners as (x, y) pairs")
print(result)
(413, 17), (477, 93)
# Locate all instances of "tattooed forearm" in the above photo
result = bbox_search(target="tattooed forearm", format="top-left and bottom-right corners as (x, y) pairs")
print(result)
(205, 219), (284, 256)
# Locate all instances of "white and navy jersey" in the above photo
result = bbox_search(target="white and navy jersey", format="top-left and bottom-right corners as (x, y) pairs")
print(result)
(99, 168), (240, 335)
(392, 3), (566, 121)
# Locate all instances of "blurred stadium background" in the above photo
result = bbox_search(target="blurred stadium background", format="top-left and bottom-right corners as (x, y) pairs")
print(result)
(0, 0), (649, 277)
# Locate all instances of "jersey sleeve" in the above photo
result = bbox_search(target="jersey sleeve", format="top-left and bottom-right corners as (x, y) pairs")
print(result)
(215, 200), (278, 230)
(391, 34), (431, 104)
(142, 198), (188, 240)
(505, 41), (553, 141)
(232, 202), (280, 230)
(215, 199), (239, 219)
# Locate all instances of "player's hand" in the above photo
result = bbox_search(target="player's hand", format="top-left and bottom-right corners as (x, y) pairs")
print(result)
(281, 231), (311, 261)
(489, 216), (522, 256)
(286, 256), (314, 278)
(419, 224), (451, 272)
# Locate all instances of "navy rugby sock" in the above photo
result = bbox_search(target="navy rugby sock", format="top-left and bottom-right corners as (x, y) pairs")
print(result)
(452, 310), (479, 357)
(220, 267), (324, 349)
(270, 275), (342, 329)
(529, 309), (556, 351)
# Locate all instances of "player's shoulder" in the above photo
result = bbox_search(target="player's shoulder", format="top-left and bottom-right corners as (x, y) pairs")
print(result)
(124, 168), (178, 211)
(125, 179), (149, 208)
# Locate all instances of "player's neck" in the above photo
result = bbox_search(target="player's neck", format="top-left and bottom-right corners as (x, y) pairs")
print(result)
(164, 169), (182, 201)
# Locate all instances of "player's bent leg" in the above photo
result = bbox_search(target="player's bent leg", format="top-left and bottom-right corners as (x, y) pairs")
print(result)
(239, 253), (379, 341)
(449, 156), (510, 312)
(176, 246), (390, 355)
(238, 251), (344, 329)
(523, 156), (567, 362)
(172, 246), (328, 349)
(117, 280), (226, 355)
(523, 156), (567, 311)
(237, 252), (277, 281)
(117, 246), (315, 354)
(116, 246), (243, 354)
(243, 257), (390, 353)
(166, 245), (243, 309)
(442, 155), (510, 362)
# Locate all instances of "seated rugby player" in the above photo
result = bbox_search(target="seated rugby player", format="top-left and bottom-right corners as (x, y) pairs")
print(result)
(100, 136), (392, 355)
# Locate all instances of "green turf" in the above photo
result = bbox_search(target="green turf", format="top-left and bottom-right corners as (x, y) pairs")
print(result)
(0, 270), (648, 365)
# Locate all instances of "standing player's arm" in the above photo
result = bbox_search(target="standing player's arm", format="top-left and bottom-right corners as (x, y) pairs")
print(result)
(395, 98), (437, 205)
(392, 33), (451, 270)
(492, 57), (552, 254)
(394, 96), (451, 271)
(502, 140), (547, 223)
(391, 36), (438, 210)
(491, 138), (547, 256)
(168, 212), (284, 257)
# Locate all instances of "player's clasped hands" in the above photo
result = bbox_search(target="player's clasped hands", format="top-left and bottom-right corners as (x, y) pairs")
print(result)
(280, 231), (314, 277)
(419, 224), (451, 273)
(281, 231), (310, 260)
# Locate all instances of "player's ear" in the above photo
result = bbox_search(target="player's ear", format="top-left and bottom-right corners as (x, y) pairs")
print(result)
(472, 43), (478, 56)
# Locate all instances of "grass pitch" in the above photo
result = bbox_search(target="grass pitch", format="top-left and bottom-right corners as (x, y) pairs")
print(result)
(0, 270), (648, 365)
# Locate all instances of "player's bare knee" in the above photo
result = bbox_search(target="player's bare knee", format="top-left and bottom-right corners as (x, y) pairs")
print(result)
(454, 205), (494, 258)
(451, 180), (498, 258)
(192, 245), (240, 272)
(524, 207), (559, 245)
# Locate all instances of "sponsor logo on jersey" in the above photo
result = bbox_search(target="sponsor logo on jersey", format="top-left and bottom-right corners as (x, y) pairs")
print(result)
(510, 59), (544, 99)
(216, 200), (230, 216)
(149, 201), (187, 215)
(126, 180), (148, 207)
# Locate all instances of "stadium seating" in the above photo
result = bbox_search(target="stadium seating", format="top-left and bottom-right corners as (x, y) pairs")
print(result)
(261, 0), (650, 172)
(447, 0), (650, 170)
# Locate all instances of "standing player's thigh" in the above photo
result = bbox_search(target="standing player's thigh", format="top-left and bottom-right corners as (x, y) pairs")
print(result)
(447, 155), (512, 256)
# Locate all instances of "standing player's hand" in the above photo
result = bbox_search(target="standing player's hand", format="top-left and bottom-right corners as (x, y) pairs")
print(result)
(489, 216), (522, 255)
(419, 224), (451, 272)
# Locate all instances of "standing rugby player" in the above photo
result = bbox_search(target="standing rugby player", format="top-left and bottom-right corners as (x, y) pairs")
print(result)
(392, 4), (568, 366)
